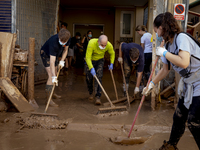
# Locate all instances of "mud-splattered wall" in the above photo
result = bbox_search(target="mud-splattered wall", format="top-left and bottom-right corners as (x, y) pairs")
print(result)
(15, 0), (58, 82)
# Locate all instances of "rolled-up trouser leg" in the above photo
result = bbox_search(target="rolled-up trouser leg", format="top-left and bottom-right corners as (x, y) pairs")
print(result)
(168, 98), (188, 146)
(94, 59), (104, 97)
(187, 96), (200, 149)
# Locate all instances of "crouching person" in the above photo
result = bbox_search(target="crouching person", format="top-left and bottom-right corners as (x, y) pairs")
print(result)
(40, 28), (71, 107)
(118, 42), (144, 98)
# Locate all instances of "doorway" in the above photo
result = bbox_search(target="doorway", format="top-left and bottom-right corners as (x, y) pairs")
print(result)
(73, 24), (104, 38)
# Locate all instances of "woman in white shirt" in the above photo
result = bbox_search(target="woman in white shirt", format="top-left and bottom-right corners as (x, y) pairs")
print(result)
(143, 12), (200, 150)
(135, 25), (152, 80)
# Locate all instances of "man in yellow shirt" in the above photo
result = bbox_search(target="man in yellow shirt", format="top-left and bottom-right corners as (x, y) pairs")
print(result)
(85, 35), (115, 105)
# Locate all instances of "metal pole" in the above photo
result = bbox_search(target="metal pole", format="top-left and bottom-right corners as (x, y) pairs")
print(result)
(182, 0), (189, 32)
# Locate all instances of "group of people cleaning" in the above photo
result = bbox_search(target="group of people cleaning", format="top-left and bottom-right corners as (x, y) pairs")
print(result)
(40, 12), (200, 150)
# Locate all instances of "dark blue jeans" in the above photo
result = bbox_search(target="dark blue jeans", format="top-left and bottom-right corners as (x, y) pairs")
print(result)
(86, 58), (104, 97)
(169, 96), (200, 149)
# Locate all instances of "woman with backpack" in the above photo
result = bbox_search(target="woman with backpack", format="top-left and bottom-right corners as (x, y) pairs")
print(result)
(143, 12), (200, 150)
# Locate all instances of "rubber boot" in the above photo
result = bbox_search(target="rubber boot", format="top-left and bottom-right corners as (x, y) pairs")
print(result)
(88, 94), (93, 101)
(95, 96), (101, 105)
(45, 85), (59, 107)
(52, 93), (62, 99)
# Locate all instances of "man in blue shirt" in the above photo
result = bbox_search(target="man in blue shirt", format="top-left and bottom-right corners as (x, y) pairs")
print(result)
(40, 28), (71, 107)
(118, 42), (144, 97)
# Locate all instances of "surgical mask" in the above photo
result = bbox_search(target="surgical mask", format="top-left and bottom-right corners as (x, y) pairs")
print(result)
(98, 42), (106, 50)
(88, 34), (92, 38)
(130, 57), (138, 63)
(99, 45), (105, 50)
(59, 39), (67, 46)
(156, 33), (163, 42)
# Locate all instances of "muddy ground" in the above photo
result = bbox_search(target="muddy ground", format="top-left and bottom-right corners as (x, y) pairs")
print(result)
(0, 67), (198, 150)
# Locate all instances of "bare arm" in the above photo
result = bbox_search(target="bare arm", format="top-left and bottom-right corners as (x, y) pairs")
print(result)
(165, 50), (190, 69)
(61, 46), (69, 61)
(81, 37), (86, 44)
(152, 63), (170, 84)
(136, 72), (143, 87)
(50, 55), (56, 76)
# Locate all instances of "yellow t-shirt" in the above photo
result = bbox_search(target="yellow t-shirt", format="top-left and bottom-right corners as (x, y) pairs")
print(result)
(85, 38), (115, 70)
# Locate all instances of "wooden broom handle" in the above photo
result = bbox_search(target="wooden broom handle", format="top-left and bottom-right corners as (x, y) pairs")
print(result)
(120, 62), (130, 107)
(94, 75), (114, 107)
(44, 67), (61, 113)
(110, 69), (119, 101)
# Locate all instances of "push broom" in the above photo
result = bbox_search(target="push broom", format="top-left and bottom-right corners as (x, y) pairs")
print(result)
(110, 56), (159, 145)
(94, 75), (127, 114)
(31, 67), (62, 117)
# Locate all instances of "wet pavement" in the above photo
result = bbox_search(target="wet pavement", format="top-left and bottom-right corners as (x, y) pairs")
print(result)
(0, 67), (198, 150)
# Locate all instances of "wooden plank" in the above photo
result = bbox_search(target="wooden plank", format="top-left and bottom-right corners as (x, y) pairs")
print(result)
(0, 32), (15, 78)
(160, 82), (175, 96)
(0, 77), (34, 112)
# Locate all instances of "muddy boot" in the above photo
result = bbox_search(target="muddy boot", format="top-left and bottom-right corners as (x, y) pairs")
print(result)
(95, 96), (101, 105)
(45, 85), (59, 107)
(29, 99), (39, 109)
(52, 93), (61, 99)
(88, 94), (93, 101)
(159, 140), (178, 150)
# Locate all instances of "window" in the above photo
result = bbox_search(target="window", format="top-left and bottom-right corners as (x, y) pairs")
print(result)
(143, 7), (148, 26)
(120, 11), (134, 37)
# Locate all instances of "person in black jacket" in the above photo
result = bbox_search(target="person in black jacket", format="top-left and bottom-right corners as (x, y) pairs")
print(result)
(40, 28), (71, 107)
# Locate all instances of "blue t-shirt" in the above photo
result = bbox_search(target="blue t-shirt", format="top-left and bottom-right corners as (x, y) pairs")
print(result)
(121, 43), (144, 72)
(41, 34), (71, 58)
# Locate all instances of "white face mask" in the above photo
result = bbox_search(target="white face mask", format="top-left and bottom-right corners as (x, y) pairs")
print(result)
(130, 57), (138, 63)
(99, 45), (105, 50)
(98, 42), (106, 50)
(59, 39), (67, 46)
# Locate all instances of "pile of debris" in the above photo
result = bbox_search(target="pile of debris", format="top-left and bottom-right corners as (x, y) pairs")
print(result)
(17, 115), (69, 130)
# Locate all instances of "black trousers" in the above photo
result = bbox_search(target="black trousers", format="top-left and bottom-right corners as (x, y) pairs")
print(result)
(144, 53), (152, 80)
(169, 96), (200, 149)
(86, 58), (104, 97)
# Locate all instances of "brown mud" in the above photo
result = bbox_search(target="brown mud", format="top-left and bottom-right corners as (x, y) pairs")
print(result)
(0, 68), (198, 150)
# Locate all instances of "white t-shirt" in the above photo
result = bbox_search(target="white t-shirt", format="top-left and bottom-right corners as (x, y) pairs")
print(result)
(161, 33), (200, 97)
(141, 32), (152, 53)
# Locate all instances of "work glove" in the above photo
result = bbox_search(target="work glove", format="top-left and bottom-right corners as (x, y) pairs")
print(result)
(52, 76), (58, 86)
(156, 47), (167, 57)
(142, 81), (155, 96)
(118, 57), (123, 64)
(58, 60), (65, 69)
(90, 68), (96, 76)
(134, 87), (139, 94)
(108, 63), (113, 70)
